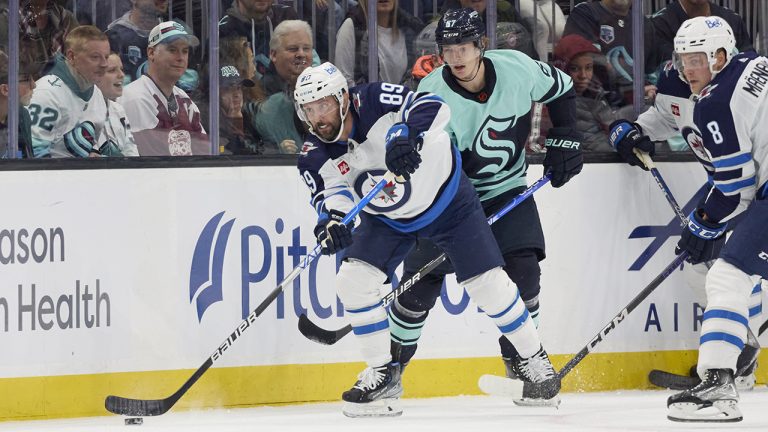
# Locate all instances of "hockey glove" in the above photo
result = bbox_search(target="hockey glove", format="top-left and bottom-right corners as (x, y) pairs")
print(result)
(676, 209), (728, 264)
(314, 209), (354, 255)
(385, 123), (423, 181)
(63, 121), (99, 158)
(543, 127), (583, 188)
(609, 120), (655, 171)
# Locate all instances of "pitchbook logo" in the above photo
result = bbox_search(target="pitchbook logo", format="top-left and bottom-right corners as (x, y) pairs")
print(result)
(189, 211), (235, 321)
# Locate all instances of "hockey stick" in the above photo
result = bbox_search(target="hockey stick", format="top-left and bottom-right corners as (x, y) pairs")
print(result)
(298, 173), (554, 345)
(104, 172), (397, 417)
(480, 252), (689, 396)
(635, 150), (687, 226)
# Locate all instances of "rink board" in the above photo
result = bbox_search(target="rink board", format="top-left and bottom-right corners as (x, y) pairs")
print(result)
(0, 163), (765, 420)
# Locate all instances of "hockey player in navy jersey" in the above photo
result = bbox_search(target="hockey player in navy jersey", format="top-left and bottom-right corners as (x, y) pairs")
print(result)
(294, 62), (560, 417)
(386, 8), (582, 406)
(609, 22), (761, 393)
(622, 16), (768, 422)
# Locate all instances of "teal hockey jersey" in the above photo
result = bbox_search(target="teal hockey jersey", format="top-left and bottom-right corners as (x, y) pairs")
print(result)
(418, 50), (573, 201)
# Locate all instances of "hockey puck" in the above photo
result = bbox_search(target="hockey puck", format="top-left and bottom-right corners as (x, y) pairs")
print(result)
(124, 417), (143, 426)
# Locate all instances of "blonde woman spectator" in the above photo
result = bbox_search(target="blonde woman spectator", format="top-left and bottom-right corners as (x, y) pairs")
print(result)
(95, 53), (138, 156)
(119, 21), (207, 156)
(28, 25), (110, 158)
(335, 0), (424, 87)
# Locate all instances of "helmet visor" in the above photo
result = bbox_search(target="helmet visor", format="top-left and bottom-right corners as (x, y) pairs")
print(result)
(674, 51), (709, 80)
(439, 41), (482, 66)
(299, 96), (339, 123)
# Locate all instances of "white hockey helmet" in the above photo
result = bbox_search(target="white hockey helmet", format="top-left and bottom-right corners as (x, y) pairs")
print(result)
(294, 62), (349, 143)
(673, 16), (737, 83)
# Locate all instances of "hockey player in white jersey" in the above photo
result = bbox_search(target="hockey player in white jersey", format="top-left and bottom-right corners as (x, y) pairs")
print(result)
(622, 16), (768, 422)
(609, 20), (762, 392)
(29, 25), (110, 158)
(295, 63), (560, 417)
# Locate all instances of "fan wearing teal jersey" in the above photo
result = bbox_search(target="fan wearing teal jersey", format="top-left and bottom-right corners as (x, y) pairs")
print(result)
(387, 8), (583, 406)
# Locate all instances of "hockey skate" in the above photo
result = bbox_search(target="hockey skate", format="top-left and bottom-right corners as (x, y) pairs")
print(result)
(341, 362), (403, 418)
(505, 346), (560, 407)
(667, 369), (742, 423)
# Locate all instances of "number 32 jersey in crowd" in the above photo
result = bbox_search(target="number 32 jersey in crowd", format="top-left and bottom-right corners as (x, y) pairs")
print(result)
(690, 52), (768, 223)
(297, 82), (458, 232)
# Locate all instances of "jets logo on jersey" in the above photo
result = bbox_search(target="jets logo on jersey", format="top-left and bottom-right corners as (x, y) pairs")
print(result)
(672, 103), (680, 117)
(464, 115), (520, 180)
(354, 170), (411, 212)
(300, 142), (316, 155)
(682, 126), (710, 163)
(337, 160), (350, 175)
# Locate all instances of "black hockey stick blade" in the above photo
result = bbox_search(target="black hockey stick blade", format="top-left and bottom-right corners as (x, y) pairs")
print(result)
(298, 314), (352, 345)
(105, 394), (177, 417)
(648, 369), (700, 390)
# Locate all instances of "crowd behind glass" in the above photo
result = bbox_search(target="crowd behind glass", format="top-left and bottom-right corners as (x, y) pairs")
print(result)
(0, 0), (765, 158)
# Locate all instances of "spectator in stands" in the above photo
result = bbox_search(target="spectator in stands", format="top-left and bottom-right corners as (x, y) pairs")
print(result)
(218, 64), (264, 155)
(27, 25), (112, 158)
(553, 33), (634, 152)
(335, 0), (424, 87)
(94, 52), (138, 156)
(119, 21), (207, 156)
(220, 35), (266, 105)
(563, 0), (659, 107)
(105, 0), (168, 82)
(219, 0), (299, 79)
(66, 0), (132, 30)
(651, 0), (753, 63)
(517, 0), (566, 61)
(0, 52), (35, 158)
(247, 20), (313, 154)
(19, 0), (78, 77)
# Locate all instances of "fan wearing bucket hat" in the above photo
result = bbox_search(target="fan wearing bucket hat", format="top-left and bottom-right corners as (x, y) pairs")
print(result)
(119, 21), (207, 156)
(218, 65), (264, 155)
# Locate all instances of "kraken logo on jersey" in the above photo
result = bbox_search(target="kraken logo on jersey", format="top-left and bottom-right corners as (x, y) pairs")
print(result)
(354, 170), (412, 213)
(462, 115), (523, 182)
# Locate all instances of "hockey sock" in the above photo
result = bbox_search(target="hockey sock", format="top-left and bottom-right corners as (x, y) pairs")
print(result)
(388, 298), (428, 365)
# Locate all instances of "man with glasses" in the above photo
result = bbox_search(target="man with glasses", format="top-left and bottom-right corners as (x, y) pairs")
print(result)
(119, 21), (207, 156)
(0, 53), (35, 158)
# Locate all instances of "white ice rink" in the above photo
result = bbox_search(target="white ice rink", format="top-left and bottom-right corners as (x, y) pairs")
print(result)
(2, 389), (768, 432)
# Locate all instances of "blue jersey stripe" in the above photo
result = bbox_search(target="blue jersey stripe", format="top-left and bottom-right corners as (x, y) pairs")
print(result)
(712, 153), (752, 168)
(346, 301), (383, 314)
(498, 308), (530, 334)
(488, 291), (520, 319)
(715, 176), (756, 194)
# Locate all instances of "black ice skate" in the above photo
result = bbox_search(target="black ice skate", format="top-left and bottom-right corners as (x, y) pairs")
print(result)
(667, 369), (742, 423)
(341, 362), (403, 418)
(506, 346), (560, 407)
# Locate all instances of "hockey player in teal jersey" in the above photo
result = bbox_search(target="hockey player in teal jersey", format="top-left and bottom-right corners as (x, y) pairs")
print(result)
(387, 8), (583, 406)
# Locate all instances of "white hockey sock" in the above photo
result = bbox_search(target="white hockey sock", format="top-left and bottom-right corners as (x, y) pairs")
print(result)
(462, 267), (541, 358)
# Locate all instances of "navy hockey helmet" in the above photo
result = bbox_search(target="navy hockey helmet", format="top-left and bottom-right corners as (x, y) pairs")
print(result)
(435, 8), (486, 48)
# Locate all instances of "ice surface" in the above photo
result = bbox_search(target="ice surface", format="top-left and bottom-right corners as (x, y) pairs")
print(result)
(2, 389), (767, 432)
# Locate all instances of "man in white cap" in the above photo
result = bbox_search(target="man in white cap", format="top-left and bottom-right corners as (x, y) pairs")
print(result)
(119, 21), (208, 156)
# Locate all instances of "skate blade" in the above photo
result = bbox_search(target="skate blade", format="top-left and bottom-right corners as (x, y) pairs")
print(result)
(342, 399), (403, 418)
(667, 400), (743, 423)
(513, 395), (561, 408)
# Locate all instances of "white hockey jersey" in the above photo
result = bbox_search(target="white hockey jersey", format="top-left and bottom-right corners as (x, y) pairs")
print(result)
(101, 99), (139, 156)
(29, 58), (108, 158)
(297, 82), (456, 232)
(635, 60), (713, 172)
(690, 52), (768, 223)
(119, 75), (208, 156)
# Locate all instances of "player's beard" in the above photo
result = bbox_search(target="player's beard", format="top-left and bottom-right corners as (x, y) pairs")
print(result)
(314, 117), (342, 142)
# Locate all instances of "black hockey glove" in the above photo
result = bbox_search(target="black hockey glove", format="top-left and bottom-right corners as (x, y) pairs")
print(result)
(609, 120), (655, 171)
(314, 209), (354, 255)
(385, 123), (423, 181)
(675, 209), (728, 264)
(543, 127), (583, 188)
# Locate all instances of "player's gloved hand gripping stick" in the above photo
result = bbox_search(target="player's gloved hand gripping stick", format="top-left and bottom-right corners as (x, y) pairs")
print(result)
(105, 172), (397, 417)
(297, 172), (553, 346)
